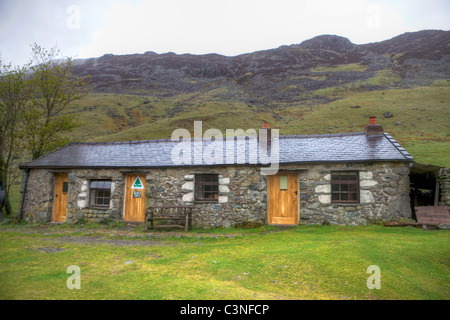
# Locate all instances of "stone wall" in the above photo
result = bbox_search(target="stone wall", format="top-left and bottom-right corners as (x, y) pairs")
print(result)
(145, 166), (267, 228)
(437, 167), (450, 207)
(20, 166), (268, 226)
(20, 169), (53, 222)
(21, 161), (412, 226)
(293, 162), (412, 225)
(65, 169), (125, 223)
(20, 169), (125, 223)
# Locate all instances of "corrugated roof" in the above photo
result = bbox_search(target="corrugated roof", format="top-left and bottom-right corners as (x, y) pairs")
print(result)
(20, 132), (413, 169)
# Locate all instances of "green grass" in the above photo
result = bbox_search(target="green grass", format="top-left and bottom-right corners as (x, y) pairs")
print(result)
(0, 224), (448, 300)
(311, 63), (368, 73)
(7, 183), (22, 214)
(306, 69), (401, 100)
(63, 93), (281, 142)
(403, 141), (450, 168)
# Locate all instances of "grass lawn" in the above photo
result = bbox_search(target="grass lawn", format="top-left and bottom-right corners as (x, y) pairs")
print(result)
(0, 223), (448, 300)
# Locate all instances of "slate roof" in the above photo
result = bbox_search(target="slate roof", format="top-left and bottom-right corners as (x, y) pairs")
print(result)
(20, 132), (414, 169)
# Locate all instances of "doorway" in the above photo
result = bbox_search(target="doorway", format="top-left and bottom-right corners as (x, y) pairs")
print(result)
(268, 172), (299, 225)
(124, 173), (146, 222)
(53, 173), (68, 222)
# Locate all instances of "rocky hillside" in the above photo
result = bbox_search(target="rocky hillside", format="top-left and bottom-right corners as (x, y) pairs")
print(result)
(73, 30), (450, 106)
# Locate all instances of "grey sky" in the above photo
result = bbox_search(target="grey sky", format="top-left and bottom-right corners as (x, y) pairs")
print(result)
(1, 0), (449, 67)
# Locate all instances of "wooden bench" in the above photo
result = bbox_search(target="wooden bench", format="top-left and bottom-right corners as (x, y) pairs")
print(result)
(145, 206), (193, 232)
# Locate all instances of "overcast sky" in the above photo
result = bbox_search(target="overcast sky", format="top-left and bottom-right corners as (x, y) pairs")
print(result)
(1, 0), (449, 66)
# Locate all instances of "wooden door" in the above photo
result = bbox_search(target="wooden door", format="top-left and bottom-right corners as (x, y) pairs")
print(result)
(53, 173), (69, 222)
(268, 172), (299, 225)
(124, 174), (146, 222)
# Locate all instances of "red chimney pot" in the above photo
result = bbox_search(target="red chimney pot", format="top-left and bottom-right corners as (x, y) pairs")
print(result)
(365, 116), (384, 135)
(263, 122), (269, 128)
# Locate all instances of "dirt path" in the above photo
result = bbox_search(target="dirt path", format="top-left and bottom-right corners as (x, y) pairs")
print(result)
(0, 222), (250, 246)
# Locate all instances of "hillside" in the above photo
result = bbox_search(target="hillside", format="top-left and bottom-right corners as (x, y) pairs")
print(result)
(65, 30), (450, 167)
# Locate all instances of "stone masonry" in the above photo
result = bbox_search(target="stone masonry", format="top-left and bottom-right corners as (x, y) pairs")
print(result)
(145, 166), (267, 228)
(20, 161), (412, 227)
(295, 162), (411, 225)
(437, 167), (450, 208)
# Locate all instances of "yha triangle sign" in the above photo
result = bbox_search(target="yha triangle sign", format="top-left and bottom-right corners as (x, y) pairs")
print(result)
(131, 176), (144, 189)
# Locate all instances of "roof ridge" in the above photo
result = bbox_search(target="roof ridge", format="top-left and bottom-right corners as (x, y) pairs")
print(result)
(279, 132), (365, 139)
(71, 132), (368, 145)
(69, 139), (175, 145)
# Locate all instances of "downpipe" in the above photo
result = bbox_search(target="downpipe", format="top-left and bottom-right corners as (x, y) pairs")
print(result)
(19, 168), (30, 221)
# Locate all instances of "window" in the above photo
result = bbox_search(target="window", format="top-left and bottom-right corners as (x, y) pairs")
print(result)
(62, 182), (69, 193)
(195, 174), (219, 201)
(89, 180), (111, 207)
(331, 171), (359, 203)
(279, 175), (288, 191)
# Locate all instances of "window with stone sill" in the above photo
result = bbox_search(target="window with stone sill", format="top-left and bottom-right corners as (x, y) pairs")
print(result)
(331, 171), (359, 204)
(89, 180), (111, 207)
(195, 174), (219, 201)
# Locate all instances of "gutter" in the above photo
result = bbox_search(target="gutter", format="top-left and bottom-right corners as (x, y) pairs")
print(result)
(19, 168), (30, 221)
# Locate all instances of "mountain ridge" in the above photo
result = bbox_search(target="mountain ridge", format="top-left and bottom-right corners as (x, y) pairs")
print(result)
(73, 30), (450, 107)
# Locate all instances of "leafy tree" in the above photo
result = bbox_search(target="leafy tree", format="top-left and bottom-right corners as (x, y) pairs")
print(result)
(23, 43), (91, 159)
(0, 44), (91, 216)
(0, 62), (30, 215)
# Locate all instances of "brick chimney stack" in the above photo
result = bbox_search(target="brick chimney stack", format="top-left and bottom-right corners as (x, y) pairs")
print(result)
(365, 116), (384, 135)
(259, 121), (272, 148)
(262, 121), (271, 141)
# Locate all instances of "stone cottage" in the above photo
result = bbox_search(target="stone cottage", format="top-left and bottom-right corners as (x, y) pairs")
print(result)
(19, 118), (414, 227)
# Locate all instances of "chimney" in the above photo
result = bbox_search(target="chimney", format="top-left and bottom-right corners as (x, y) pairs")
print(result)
(364, 116), (384, 135)
(259, 121), (272, 147)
